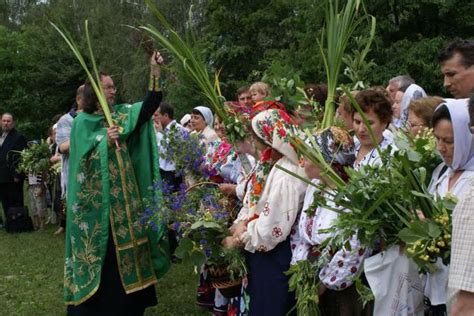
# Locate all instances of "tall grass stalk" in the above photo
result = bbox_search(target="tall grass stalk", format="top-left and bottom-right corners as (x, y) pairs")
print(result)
(50, 20), (113, 127)
(318, 0), (375, 128)
(141, 1), (226, 120)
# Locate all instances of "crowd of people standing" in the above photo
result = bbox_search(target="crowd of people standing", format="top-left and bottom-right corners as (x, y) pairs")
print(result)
(1, 39), (474, 316)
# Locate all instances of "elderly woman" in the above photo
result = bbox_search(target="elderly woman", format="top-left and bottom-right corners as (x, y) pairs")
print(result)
(224, 109), (307, 315)
(407, 97), (444, 136)
(391, 90), (404, 129)
(398, 83), (427, 127)
(190, 106), (218, 145)
(425, 99), (474, 315)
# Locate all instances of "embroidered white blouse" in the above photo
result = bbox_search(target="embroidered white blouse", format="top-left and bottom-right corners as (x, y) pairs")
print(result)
(353, 130), (393, 170)
(290, 179), (366, 290)
(237, 156), (307, 253)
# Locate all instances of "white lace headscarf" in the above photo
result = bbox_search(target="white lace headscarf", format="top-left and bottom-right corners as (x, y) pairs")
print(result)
(435, 98), (474, 172)
(399, 84), (427, 127)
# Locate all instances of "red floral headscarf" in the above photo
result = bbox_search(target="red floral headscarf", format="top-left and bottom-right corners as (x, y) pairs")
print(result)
(246, 109), (299, 209)
(251, 100), (287, 119)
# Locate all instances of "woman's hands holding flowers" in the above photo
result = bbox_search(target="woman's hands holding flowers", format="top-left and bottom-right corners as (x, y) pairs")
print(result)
(223, 221), (247, 249)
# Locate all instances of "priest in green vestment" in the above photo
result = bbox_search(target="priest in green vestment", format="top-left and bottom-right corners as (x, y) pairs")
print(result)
(64, 52), (170, 315)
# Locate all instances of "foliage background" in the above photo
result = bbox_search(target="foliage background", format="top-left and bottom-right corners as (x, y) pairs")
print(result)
(0, 0), (473, 139)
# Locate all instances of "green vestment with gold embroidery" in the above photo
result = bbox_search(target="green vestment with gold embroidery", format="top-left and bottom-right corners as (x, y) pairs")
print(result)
(64, 102), (170, 305)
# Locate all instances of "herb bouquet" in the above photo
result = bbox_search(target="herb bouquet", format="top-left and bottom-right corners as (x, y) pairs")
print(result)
(16, 141), (53, 177)
(283, 128), (449, 312)
(142, 178), (246, 297)
(145, 124), (247, 296)
(157, 125), (206, 180)
(398, 192), (455, 273)
(327, 130), (449, 266)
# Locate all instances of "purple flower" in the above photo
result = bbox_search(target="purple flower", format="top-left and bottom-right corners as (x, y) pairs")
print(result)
(202, 167), (218, 180)
(213, 211), (228, 220)
(138, 216), (147, 226)
(187, 207), (196, 215)
(170, 197), (183, 211)
(172, 221), (181, 232)
(180, 129), (190, 140)
(144, 207), (153, 217)
(150, 220), (158, 231)
(192, 158), (203, 170)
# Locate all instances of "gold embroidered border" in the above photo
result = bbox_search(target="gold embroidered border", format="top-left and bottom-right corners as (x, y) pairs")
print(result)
(65, 281), (100, 306)
(116, 146), (143, 285)
(123, 275), (157, 294)
(109, 145), (157, 292)
(116, 237), (149, 251)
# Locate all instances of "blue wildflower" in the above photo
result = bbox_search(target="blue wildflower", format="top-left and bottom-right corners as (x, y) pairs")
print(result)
(138, 216), (147, 226)
(172, 221), (181, 232)
(150, 220), (158, 231)
(144, 207), (153, 217)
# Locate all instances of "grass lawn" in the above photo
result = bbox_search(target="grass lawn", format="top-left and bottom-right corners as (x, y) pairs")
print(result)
(0, 224), (210, 316)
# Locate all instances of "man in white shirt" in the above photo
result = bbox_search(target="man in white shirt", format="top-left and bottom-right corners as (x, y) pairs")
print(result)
(154, 101), (187, 190)
(154, 101), (188, 258)
(54, 85), (83, 235)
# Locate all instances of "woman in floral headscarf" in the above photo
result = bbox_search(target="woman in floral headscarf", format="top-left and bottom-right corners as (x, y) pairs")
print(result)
(290, 127), (370, 315)
(223, 109), (307, 315)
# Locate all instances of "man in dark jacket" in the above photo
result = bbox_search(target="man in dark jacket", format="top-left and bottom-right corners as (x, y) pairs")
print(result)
(0, 113), (27, 226)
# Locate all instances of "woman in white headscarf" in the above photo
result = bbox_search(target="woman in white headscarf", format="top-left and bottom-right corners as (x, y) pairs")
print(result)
(398, 83), (427, 128)
(190, 106), (218, 145)
(426, 98), (474, 314)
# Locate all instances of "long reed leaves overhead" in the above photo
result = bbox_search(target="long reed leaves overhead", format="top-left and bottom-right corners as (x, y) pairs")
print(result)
(318, 0), (375, 128)
(141, 1), (225, 120)
(50, 20), (113, 127)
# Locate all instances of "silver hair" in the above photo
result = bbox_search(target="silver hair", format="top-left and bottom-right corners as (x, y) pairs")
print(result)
(388, 75), (415, 92)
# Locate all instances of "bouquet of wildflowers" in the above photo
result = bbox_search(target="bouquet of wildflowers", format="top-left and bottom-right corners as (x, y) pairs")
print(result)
(325, 130), (442, 245)
(16, 140), (53, 176)
(158, 124), (206, 179)
(319, 130), (452, 273)
(398, 192), (455, 273)
(142, 179), (245, 276)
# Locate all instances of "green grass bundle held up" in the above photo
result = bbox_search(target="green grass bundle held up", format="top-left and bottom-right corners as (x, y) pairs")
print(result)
(318, 0), (375, 128)
(50, 20), (113, 128)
